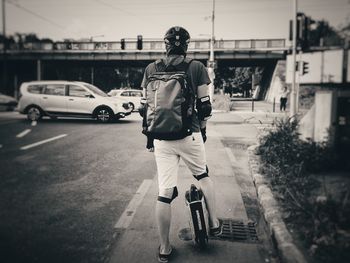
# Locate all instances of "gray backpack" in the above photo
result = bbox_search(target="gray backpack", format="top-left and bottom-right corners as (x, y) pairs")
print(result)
(142, 58), (194, 140)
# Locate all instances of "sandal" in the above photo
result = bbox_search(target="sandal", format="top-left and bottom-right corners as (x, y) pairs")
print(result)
(157, 245), (173, 263)
(210, 219), (223, 236)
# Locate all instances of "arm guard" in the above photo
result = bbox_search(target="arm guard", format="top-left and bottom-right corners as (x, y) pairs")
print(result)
(196, 96), (212, 121)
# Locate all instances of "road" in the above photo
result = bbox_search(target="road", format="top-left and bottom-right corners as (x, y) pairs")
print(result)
(0, 103), (282, 263)
(0, 112), (155, 263)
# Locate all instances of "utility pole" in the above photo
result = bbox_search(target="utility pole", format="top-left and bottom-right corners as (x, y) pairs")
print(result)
(2, 0), (4, 40)
(2, 0), (7, 94)
(290, 0), (298, 119)
(207, 0), (215, 102)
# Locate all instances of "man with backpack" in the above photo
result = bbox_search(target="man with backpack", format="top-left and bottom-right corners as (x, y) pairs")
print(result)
(140, 26), (222, 262)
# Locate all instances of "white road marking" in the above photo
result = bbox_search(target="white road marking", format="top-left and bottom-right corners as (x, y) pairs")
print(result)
(16, 129), (31, 138)
(20, 134), (67, 150)
(0, 144), (2, 148)
(225, 147), (237, 163)
(114, 179), (153, 229)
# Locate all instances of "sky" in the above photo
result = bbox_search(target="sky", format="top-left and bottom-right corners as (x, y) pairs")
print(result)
(2, 0), (350, 42)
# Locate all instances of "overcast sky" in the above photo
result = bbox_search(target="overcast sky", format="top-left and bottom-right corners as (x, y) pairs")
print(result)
(3, 0), (350, 41)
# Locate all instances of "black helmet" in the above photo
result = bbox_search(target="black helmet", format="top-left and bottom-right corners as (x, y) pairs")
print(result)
(164, 26), (190, 55)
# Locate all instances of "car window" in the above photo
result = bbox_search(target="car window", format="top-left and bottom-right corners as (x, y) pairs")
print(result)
(121, 91), (129, 96)
(27, 85), (44, 94)
(44, 84), (65, 96)
(83, 83), (108, 97)
(108, 90), (118, 96)
(130, 91), (142, 97)
(69, 85), (91, 98)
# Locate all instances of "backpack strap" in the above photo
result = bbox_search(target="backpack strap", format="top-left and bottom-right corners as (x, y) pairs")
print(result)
(155, 59), (166, 72)
(175, 58), (193, 72)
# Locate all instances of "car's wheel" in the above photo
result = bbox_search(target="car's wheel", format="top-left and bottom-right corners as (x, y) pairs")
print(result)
(27, 106), (42, 121)
(129, 102), (135, 112)
(95, 107), (114, 123)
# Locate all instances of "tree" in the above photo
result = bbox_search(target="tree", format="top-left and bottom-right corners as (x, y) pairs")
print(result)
(24, 33), (40, 43)
(338, 18), (350, 48)
(308, 20), (343, 47)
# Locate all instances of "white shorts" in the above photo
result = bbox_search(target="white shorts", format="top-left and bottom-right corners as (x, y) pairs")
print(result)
(154, 132), (207, 190)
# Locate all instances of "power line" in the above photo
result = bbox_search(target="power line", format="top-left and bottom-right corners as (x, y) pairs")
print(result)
(6, 0), (65, 30)
(93, 0), (136, 16)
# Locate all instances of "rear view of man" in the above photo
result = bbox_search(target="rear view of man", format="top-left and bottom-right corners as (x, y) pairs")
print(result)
(140, 26), (222, 262)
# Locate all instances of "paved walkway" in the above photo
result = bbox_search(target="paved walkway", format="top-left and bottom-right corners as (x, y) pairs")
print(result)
(108, 100), (283, 263)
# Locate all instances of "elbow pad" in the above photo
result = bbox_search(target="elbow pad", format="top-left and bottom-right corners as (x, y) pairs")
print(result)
(138, 98), (147, 117)
(196, 96), (212, 121)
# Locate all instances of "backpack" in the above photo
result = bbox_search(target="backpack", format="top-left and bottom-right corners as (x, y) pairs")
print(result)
(142, 58), (194, 140)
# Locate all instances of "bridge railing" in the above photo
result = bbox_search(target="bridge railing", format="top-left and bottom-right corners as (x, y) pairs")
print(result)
(2, 38), (288, 52)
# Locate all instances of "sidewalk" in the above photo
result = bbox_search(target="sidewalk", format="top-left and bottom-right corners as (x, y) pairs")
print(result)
(108, 101), (279, 263)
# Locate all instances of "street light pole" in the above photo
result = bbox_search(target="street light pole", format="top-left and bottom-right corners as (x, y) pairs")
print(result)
(90, 34), (104, 42)
(210, 0), (215, 63)
(207, 0), (215, 102)
(2, 0), (5, 38)
(2, 0), (7, 94)
(290, 0), (298, 119)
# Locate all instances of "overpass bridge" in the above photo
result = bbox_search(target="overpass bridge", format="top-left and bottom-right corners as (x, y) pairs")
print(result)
(0, 38), (290, 95)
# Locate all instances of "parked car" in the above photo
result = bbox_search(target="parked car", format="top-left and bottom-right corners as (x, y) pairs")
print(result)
(18, 81), (132, 122)
(108, 89), (143, 112)
(0, 93), (18, 111)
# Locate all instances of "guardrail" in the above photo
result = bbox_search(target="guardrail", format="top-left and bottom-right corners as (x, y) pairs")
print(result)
(1, 38), (288, 52)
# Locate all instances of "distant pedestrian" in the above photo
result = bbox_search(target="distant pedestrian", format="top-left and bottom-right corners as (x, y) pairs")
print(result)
(280, 86), (289, 111)
(140, 26), (222, 263)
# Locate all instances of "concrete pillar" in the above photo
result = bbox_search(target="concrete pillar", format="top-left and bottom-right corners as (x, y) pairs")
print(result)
(91, 67), (94, 84)
(207, 67), (215, 102)
(299, 104), (315, 141)
(14, 74), (18, 99)
(314, 90), (337, 144)
(37, 59), (42, 80)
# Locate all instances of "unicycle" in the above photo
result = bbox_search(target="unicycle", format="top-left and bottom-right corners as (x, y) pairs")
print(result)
(184, 184), (209, 248)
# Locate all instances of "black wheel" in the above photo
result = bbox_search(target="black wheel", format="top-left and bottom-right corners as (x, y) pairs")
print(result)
(129, 102), (135, 112)
(196, 232), (208, 249)
(27, 106), (42, 121)
(95, 107), (113, 123)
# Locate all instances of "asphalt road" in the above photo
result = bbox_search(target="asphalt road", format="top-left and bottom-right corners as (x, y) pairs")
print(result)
(0, 112), (156, 263)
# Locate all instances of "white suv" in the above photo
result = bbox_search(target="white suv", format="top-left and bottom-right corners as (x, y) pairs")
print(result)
(108, 89), (143, 112)
(18, 81), (132, 122)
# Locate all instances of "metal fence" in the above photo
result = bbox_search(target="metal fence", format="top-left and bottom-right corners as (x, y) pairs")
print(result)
(1, 38), (288, 52)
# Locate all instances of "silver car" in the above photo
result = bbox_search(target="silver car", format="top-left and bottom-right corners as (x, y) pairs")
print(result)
(18, 81), (132, 122)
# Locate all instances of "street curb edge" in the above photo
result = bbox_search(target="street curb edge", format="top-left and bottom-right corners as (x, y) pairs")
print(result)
(247, 145), (308, 263)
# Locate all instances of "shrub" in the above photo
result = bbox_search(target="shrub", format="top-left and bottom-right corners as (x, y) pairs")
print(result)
(212, 94), (234, 112)
(257, 118), (349, 262)
(258, 118), (338, 175)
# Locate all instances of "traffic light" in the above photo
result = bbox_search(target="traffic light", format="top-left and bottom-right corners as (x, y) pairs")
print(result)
(289, 12), (313, 51)
(302, 61), (309, 75)
(296, 12), (304, 41)
(137, 35), (143, 50)
(121, 38), (125, 50)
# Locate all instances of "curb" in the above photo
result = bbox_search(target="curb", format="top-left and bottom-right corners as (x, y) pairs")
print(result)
(247, 145), (308, 263)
